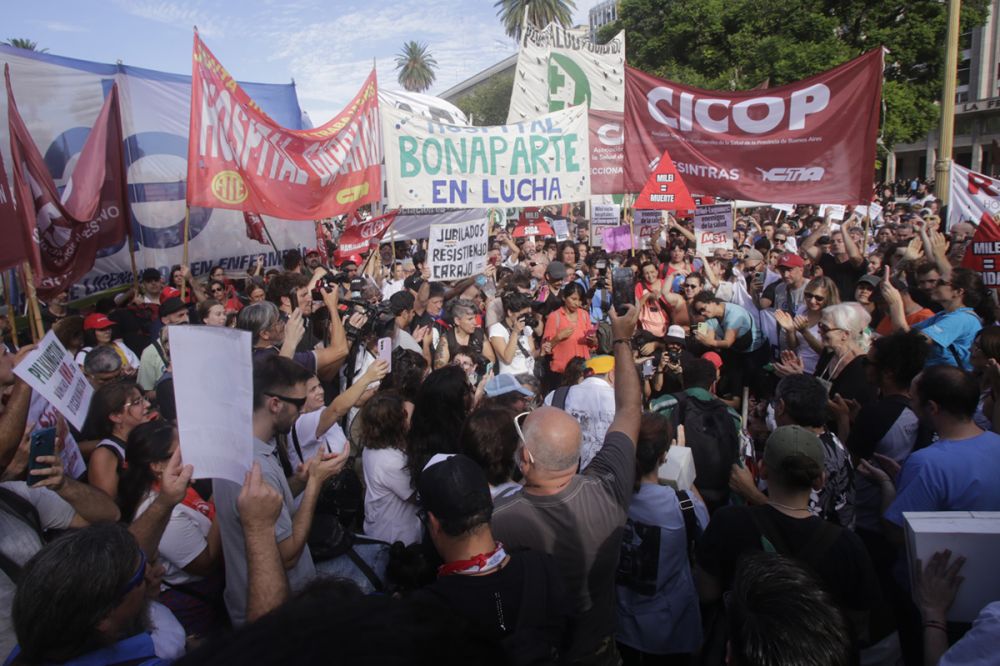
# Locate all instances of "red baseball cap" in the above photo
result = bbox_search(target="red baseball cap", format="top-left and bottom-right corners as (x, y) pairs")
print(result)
(160, 287), (181, 302)
(777, 252), (805, 268)
(702, 352), (723, 370)
(84, 313), (114, 331)
(306, 247), (322, 256)
(336, 253), (362, 267)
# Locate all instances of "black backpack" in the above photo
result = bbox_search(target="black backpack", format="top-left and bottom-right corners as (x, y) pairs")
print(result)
(0, 486), (45, 583)
(665, 392), (740, 512)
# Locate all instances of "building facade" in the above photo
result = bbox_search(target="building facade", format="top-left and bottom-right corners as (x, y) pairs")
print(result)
(589, 0), (619, 42)
(890, 0), (1000, 181)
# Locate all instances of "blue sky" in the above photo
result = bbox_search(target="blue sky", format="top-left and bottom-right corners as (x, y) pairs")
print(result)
(4, 0), (603, 122)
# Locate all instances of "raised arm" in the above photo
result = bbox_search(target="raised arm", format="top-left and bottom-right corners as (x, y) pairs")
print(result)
(128, 448), (192, 558)
(606, 304), (641, 444)
(800, 210), (832, 260)
(840, 216), (865, 268)
(314, 288), (350, 382)
(316, 360), (389, 436)
(239, 462), (289, 622)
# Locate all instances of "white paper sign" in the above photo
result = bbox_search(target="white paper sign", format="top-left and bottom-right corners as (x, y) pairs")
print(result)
(694, 204), (734, 254)
(868, 201), (883, 221)
(170, 326), (254, 485)
(818, 204), (847, 221)
(427, 217), (490, 281)
(771, 203), (796, 214)
(591, 203), (621, 247)
(552, 218), (569, 241)
(13, 331), (93, 431)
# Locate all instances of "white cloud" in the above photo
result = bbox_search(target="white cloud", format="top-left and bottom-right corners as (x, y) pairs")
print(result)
(41, 21), (89, 33)
(112, 0), (229, 38)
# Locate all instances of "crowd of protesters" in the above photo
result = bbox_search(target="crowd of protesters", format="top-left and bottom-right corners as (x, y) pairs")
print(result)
(1, 186), (1000, 666)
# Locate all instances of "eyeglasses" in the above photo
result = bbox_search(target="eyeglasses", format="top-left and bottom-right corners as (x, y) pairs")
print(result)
(211, 287), (225, 293)
(265, 392), (307, 411)
(683, 283), (700, 290)
(513, 411), (537, 465)
(804, 292), (825, 303)
(123, 396), (147, 410)
(817, 323), (842, 334)
(119, 549), (147, 598)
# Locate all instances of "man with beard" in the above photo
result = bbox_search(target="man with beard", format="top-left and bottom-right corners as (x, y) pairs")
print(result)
(212, 355), (348, 626)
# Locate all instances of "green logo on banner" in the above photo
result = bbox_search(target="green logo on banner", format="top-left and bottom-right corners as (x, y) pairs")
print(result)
(547, 53), (590, 112)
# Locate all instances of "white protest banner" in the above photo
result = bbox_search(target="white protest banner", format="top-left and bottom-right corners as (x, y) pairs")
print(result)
(868, 201), (883, 221)
(13, 331), (92, 431)
(771, 203), (795, 214)
(507, 23), (625, 122)
(950, 163), (1000, 229)
(552, 218), (570, 241)
(694, 204), (734, 254)
(1, 44), (315, 298)
(818, 204), (847, 221)
(590, 203), (621, 246)
(170, 326), (253, 485)
(427, 217), (489, 281)
(382, 104), (590, 209)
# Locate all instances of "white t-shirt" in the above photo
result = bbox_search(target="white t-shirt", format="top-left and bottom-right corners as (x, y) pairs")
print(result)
(134, 490), (212, 586)
(287, 408), (349, 469)
(381, 279), (405, 300)
(0, 482), (76, 659)
(27, 393), (87, 480)
(543, 376), (616, 470)
(149, 600), (186, 660)
(488, 322), (535, 375)
(362, 447), (421, 545)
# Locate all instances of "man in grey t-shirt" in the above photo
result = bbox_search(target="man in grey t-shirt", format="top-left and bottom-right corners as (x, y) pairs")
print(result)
(214, 356), (347, 626)
(493, 305), (641, 665)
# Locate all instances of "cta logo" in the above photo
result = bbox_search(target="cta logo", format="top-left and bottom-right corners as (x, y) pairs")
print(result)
(211, 171), (248, 205)
(755, 167), (825, 182)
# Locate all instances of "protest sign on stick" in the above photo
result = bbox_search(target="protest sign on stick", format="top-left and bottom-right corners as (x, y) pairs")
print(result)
(427, 217), (489, 281)
(13, 330), (93, 431)
(170, 326), (254, 485)
(694, 204), (734, 255)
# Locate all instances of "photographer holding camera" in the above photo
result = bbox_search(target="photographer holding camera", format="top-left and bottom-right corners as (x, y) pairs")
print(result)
(488, 292), (539, 376)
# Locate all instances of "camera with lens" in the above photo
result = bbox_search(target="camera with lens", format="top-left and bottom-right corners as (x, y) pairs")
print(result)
(667, 348), (681, 364)
(519, 312), (539, 328)
(311, 272), (352, 300)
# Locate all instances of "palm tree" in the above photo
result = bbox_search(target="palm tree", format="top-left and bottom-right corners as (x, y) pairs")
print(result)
(4, 38), (47, 52)
(395, 41), (438, 93)
(495, 0), (576, 41)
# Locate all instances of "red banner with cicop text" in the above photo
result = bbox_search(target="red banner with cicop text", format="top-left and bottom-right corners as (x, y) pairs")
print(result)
(623, 49), (883, 204)
(4, 65), (130, 297)
(187, 33), (381, 219)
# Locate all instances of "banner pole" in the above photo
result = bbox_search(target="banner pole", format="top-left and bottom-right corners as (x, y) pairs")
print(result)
(128, 234), (140, 292)
(258, 216), (280, 256)
(1, 271), (19, 349)
(180, 204), (190, 302)
(20, 262), (43, 343)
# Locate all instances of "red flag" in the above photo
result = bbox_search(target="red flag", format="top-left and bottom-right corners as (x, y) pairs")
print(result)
(243, 211), (268, 244)
(0, 149), (23, 272)
(337, 209), (399, 256)
(5, 65), (130, 297)
(623, 49), (883, 204)
(634, 149), (696, 211)
(961, 214), (1000, 288)
(187, 33), (381, 219)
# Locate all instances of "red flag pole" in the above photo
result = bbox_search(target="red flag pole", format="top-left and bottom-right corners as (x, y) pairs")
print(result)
(259, 216), (279, 255)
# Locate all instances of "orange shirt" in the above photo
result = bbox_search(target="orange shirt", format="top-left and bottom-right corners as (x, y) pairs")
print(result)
(544, 306), (592, 373)
(875, 307), (934, 336)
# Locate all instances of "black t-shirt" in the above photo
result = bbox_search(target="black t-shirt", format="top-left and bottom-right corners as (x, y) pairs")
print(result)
(910, 288), (943, 313)
(814, 353), (877, 407)
(417, 550), (569, 665)
(696, 504), (881, 613)
(818, 253), (866, 302)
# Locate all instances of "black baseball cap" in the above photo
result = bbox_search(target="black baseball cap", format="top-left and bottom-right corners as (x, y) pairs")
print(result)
(141, 268), (162, 282)
(159, 297), (186, 319)
(417, 454), (493, 527)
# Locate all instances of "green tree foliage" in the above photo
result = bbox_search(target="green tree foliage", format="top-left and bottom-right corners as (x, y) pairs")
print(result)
(395, 41), (438, 93)
(600, 0), (990, 149)
(495, 0), (576, 41)
(3, 38), (47, 52)
(455, 72), (515, 126)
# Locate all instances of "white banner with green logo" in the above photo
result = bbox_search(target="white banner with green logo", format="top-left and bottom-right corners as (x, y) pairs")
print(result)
(382, 104), (590, 209)
(507, 23), (625, 122)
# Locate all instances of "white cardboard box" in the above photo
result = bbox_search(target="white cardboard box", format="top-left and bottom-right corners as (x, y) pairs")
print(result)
(658, 446), (696, 491)
(903, 511), (1000, 623)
